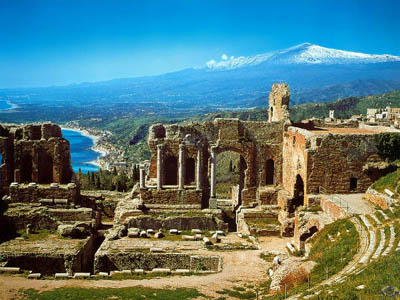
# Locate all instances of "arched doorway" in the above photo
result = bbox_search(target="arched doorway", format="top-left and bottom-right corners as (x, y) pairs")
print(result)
(21, 154), (33, 183)
(350, 177), (357, 191)
(290, 175), (304, 213)
(164, 156), (178, 185)
(185, 157), (195, 185)
(266, 159), (274, 185)
(38, 151), (53, 183)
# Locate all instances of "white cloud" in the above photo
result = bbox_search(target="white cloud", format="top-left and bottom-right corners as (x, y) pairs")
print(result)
(230, 56), (235, 60)
(206, 59), (216, 68)
(221, 54), (228, 61)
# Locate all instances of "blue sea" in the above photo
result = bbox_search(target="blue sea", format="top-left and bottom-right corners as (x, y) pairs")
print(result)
(62, 129), (101, 174)
(0, 101), (12, 110)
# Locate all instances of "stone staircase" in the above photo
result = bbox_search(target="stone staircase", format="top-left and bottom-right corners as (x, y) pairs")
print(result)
(288, 205), (400, 299)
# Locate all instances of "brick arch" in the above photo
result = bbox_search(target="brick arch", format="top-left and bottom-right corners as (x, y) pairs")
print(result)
(212, 143), (255, 188)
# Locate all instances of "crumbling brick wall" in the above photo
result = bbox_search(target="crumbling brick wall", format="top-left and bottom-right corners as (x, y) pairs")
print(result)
(0, 123), (73, 194)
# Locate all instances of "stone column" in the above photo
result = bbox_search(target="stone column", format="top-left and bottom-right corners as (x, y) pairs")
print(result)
(157, 144), (164, 189)
(178, 144), (185, 190)
(139, 166), (146, 189)
(210, 146), (217, 198)
(196, 146), (202, 190)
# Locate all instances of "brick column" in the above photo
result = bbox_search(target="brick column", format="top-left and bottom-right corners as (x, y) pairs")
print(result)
(157, 144), (164, 189)
(139, 166), (146, 189)
(210, 146), (217, 198)
(196, 145), (202, 191)
(178, 144), (185, 190)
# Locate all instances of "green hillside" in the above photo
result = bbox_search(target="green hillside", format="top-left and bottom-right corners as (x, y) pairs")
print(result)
(80, 90), (400, 163)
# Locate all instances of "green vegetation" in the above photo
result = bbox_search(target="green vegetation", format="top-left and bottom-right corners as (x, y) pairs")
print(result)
(16, 229), (57, 241)
(290, 90), (400, 122)
(77, 168), (137, 192)
(216, 287), (257, 299)
(377, 133), (400, 162)
(22, 287), (203, 300)
(315, 222), (400, 300)
(371, 168), (400, 196)
(268, 218), (358, 299)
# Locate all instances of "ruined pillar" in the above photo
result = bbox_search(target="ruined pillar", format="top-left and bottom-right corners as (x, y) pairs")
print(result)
(178, 144), (185, 190)
(157, 144), (164, 189)
(139, 166), (146, 189)
(196, 145), (202, 191)
(210, 146), (217, 199)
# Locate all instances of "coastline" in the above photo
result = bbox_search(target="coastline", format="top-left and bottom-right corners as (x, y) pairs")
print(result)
(0, 100), (19, 112)
(61, 126), (107, 169)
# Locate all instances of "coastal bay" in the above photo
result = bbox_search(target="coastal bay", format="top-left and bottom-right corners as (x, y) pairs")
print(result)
(61, 128), (102, 174)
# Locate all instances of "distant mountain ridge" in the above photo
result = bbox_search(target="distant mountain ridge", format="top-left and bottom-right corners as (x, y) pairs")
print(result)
(1, 43), (400, 120)
(203, 43), (400, 70)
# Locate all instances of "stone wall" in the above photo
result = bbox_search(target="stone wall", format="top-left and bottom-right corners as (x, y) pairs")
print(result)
(0, 123), (73, 196)
(9, 183), (79, 204)
(364, 187), (396, 210)
(124, 215), (228, 231)
(140, 188), (202, 205)
(94, 251), (221, 273)
(146, 117), (286, 208)
(283, 126), (385, 202)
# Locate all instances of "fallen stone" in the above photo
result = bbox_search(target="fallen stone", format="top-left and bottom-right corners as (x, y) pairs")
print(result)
(356, 285), (366, 290)
(97, 272), (109, 277)
(139, 230), (148, 238)
(128, 228), (140, 238)
(216, 230), (225, 236)
(0, 267), (20, 273)
(191, 229), (201, 234)
(169, 229), (178, 234)
(237, 233), (243, 238)
(39, 199), (54, 205)
(134, 269), (145, 274)
(182, 235), (195, 241)
(54, 199), (68, 205)
(146, 229), (155, 235)
(73, 272), (91, 279)
(110, 271), (122, 277)
(121, 270), (131, 274)
(55, 273), (70, 279)
(154, 231), (164, 238)
(27, 273), (41, 279)
(211, 233), (221, 243)
(150, 247), (164, 253)
(152, 268), (171, 274)
(203, 237), (212, 245)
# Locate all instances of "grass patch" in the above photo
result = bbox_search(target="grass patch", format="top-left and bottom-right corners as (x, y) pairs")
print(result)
(216, 288), (256, 299)
(16, 229), (57, 241)
(371, 169), (400, 196)
(246, 217), (280, 227)
(22, 286), (203, 300)
(268, 218), (358, 299)
(318, 234), (400, 299)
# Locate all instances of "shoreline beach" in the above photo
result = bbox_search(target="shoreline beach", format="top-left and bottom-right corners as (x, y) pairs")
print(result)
(61, 126), (107, 170)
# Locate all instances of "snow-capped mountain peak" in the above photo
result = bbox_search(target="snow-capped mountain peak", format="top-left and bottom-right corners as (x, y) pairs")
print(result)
(204, 43), (400, 70)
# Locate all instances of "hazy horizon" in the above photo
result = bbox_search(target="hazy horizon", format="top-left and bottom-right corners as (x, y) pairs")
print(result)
(1, 0), (399, 89)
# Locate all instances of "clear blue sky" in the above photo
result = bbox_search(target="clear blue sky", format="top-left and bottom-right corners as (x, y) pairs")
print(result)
(0, 0), (399, 88)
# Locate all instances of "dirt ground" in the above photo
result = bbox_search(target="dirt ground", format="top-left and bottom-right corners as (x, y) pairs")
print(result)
(0, 236), (290, 299)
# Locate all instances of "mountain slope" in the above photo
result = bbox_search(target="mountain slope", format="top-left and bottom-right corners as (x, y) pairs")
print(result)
(1, 43), (400, 124)
(204, 43), (400, 70)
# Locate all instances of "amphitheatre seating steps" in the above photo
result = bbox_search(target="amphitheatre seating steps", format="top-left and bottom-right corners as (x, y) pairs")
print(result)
(369, 213), (381, 225)
(372, 228), (385, 260)
(377, 210), (389, 221)
(382, 224), (395, 256)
